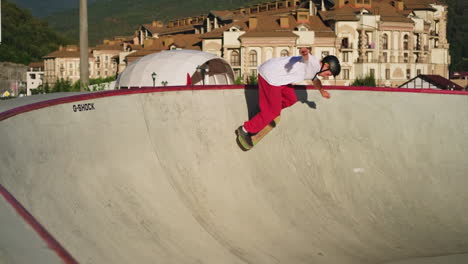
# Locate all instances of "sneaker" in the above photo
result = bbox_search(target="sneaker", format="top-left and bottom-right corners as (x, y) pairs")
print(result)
(236, 126), (253, 150)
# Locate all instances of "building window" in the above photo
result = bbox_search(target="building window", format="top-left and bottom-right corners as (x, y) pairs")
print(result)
(280, 49), (289, 57)
(342, 37), (349, 49)
(386, 69), (390, 79)
(404, 53), (409, 63)
(403, 35), (409, 50)
(343, 52), (349, 62)
(234, 69), (241, 79)
(383, 52), (388, 63)
(30, 73), (36, 79)
(417, 69), (422, 75)
(406, 69), (411, 79)
(231, 50), (240, 66)
(321, 51), (329, 58)
(343, 69), (349, 80)
(370, 68), (375, 77)
(382, 34), (389, 50)
(249, 50), (258, 67)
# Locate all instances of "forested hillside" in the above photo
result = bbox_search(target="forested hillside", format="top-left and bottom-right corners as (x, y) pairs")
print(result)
(2, 0), (466, 71)
(443, 0), (468, 72)
(0, 0), (69, 64)
(9, 0), (98, 17)
(45, 0), (268, 45)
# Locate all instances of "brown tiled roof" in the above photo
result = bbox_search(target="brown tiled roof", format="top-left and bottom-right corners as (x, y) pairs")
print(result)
(373, 1), (413, 23)
(28, 62), (44, 68)
(419, 75), (464, 90)
(201, 10), (334, 39)
(43, 50), (82, 59)
(128, 44), (143, 51)
(126, 49), (161, 59)
(319, 5), (360, 21)
(319, 0), (413, 23)
(169, 35), (202, 50)
(128, 34), (201, 62)
(93, 44), (122, 51)
(239, 31), (299, 38)
(142, 22), (200, 36)
(211, 10), (235, 20)
(404, 0), (440, 10)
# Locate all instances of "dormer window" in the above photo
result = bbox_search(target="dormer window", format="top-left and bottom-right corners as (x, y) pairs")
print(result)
(296, 24), (309, 31)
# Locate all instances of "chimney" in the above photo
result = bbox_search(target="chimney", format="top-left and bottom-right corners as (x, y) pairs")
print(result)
(249, 17), (258, 30)
(280, 15), (289, 29)
(152, 20), (164, 27)
(296, 9), (310, 23)
(337, 0), (347, 8)
(395, 0), (404, 11)
(309, 0), (317, 15)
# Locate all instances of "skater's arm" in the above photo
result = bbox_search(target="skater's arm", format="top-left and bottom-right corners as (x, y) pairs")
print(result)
(313, 79), (330, 99)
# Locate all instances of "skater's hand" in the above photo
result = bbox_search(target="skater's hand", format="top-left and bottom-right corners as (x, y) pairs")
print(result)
(320, 89), (330, 99)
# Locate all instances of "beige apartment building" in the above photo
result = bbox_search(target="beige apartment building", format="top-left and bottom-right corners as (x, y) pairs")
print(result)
(43, 43), (121, 86)
(133, 0), (450, 86)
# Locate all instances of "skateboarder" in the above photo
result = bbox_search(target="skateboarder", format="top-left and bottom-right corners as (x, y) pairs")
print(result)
(236, 47), (341, 148)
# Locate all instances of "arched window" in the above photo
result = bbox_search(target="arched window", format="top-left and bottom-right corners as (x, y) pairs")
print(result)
(403, 35), (409, 50)
(249, 50), (258, 67)
(280, 49), (289, 57)
(231, 50), (240, 66)
(382, 34), (389, 50)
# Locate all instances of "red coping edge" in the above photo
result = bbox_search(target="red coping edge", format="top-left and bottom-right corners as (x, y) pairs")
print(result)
(1, 85), (467, 122)
(0, 184), (79, 264)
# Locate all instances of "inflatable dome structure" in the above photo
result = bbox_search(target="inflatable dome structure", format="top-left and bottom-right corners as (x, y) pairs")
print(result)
(115, 50), (235, 88)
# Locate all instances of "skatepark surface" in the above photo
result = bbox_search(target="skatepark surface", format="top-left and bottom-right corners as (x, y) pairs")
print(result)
(1, 85), (468, 264)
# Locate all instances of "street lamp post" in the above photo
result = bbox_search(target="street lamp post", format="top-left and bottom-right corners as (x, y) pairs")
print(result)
(152, 72), (157, 87)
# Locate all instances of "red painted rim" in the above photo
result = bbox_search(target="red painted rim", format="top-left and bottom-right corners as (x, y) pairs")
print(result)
(1, 85), (467, 122)
(0, 184), (79, 264)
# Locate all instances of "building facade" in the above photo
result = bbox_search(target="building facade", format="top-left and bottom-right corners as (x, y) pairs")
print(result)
(26, 62), (44, 95)
(43, 43), (121, 86)
(131, 0), (450, 86)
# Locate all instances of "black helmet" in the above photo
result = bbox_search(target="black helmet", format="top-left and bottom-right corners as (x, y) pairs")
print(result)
(321, 55), (341, 76)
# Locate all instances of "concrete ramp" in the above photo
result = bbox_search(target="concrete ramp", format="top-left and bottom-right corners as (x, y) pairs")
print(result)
(1, 87), (468, 264)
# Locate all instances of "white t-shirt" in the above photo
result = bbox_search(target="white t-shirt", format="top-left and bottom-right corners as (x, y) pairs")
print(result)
(258, 54), (321, 86)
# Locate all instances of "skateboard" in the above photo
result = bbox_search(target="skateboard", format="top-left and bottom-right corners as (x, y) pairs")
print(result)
(236, 116), (281, 151)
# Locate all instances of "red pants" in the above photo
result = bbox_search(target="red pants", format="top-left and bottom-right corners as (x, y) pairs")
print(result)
(244, 74), (298, 133)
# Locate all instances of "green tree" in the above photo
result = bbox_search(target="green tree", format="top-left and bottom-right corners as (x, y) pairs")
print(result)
(51, 78), (73, 92)
(234, 75), (245, 85)
(0, 0), (69, 64)
(351, 74), (376, 87)
(248, 74), (258, 85)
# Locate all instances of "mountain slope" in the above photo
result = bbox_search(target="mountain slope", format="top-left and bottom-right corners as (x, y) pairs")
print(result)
(0, 0), (69, 65)
(9, 0), (98, 18)
(44, 0), (265, 45)
(443, 0), (468, 72)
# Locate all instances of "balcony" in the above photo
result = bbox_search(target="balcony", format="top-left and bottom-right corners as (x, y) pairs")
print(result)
(340, 43), (353, 50)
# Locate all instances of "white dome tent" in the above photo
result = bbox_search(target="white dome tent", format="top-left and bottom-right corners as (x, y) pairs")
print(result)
(115, 50), (235, 88)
